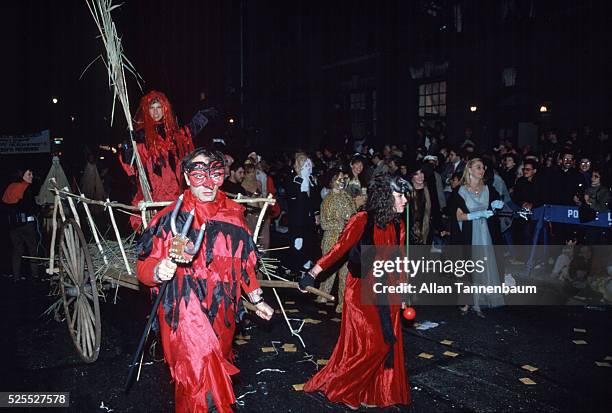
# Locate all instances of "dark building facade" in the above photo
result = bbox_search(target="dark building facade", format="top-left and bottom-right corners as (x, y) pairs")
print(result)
(238, 0), (611, 151)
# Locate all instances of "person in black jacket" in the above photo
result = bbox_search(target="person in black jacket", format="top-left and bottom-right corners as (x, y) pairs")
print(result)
(512, 159), (548, 249)
(2, 168), (39, 280)
(551, 151), (583, 243)
(286, 152), (320, 274)
(553, 151), (583, 205)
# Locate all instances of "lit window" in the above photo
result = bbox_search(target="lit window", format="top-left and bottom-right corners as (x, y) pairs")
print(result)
(418, 81), (447, 118)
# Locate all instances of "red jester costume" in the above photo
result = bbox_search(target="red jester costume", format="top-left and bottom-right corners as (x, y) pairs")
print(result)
(299, 175), (411, 409)
(120, 91), (214, 230)
(136, 149), (273, 412)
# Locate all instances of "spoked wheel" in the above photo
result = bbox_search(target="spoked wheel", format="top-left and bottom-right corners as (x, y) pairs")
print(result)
(58, 218), (101, 363)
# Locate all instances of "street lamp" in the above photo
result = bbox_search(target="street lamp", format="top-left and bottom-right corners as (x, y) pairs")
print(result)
(228, 118), (235, 124)
(469, 105), (478, 112)
(52, 97), (59, 104)
(539, 105), (548, 113)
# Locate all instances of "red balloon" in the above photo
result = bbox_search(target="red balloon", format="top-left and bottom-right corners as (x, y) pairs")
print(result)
(403, 307), (416, 320)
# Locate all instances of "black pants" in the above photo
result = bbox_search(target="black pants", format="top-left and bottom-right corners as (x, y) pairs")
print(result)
(288, 222), (317, 274)
(9, 223), (39, 278)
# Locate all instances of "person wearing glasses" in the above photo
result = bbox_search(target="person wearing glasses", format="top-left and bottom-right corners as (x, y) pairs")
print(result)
(513, 159), (547, 246)
(552, 151), (583, 243)
(578, 157), (592, 188)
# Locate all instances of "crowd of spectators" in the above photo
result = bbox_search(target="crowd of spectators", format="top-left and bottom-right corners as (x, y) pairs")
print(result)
(220, 125), (611, 255)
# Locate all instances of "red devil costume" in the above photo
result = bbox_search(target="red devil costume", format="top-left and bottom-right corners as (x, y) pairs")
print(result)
(136, 164), (263, 412)
(302, 175), (411, 409)
(120, 90), (213, 229)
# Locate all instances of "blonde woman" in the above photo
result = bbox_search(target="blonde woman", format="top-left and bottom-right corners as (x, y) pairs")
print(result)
(448, 158), (505, 317)
(287, 152), (320, 273)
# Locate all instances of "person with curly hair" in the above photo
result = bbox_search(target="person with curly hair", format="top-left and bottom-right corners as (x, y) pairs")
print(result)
(299, 174), (411, 410)
(407, 165), (431, 245)
(347, 155), (368, 208)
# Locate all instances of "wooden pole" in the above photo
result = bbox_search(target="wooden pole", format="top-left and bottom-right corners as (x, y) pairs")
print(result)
(253, 194), (272, 242)
(66, 196), (81, 227)
(47, 194), (60, 275)
(82, 196), (108, 266)
(257, 279), (335, 301)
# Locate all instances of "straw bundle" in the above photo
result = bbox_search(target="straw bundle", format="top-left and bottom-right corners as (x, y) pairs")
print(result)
(85, 0), (152, 202)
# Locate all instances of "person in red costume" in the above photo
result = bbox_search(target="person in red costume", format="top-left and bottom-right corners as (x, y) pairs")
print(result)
(120, 90), (217, 230)
(136, 148), (274, 412)
(299, 174), (411, 410)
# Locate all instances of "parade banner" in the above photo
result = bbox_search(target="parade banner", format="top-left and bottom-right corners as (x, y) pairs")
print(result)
(0, 130), (51, 154)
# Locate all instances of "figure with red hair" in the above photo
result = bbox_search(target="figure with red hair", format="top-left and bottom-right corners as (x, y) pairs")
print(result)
(119, 90), (217, 229)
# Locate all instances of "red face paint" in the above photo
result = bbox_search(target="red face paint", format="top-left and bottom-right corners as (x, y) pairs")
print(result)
(187, 161), (225, 188)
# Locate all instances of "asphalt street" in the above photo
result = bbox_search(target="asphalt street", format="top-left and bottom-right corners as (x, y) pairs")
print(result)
(0, 266), (610, 413)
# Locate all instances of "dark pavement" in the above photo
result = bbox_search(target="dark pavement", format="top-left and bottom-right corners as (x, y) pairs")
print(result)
(0, 268), (610, 413)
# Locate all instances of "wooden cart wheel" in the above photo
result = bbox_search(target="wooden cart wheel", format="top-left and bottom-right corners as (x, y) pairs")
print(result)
(58, 218), (101, 363)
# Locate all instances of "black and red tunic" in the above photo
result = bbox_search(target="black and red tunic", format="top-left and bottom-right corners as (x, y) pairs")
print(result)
(137, 189), (261, 413)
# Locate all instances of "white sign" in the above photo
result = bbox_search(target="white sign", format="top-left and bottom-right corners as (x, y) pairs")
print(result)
(0, 130), (51, 154)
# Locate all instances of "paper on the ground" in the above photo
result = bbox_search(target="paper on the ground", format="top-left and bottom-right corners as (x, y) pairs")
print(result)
(519, 377), (536, 385)
(261, 347), (276, 353)
(572, 340), (588, 345)
(285, 309), (299, 313)
(317, 359), (329, 365)
(440, 340), (453, 346)
(303, 318), (322, 324)
(595, 361), (611, 367)
(235, 340), (248, 345)
(318, 310), (327, 315)
(573, 328), (587, 333)
(443, 351), (458, 357)
(415, 321), (439, 331)
(521, 364), (538, 372)
(292, 383), (305, 391)
(331, 318), (341, 322)
(284, 301), (295, 305)
(417, 353), (434, 359)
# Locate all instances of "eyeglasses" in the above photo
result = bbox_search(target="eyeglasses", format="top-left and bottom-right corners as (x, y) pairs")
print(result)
(581, 161), (591, 165)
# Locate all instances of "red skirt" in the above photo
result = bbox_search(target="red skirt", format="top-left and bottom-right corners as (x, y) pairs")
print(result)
(159, 290), (237, 413)
(304, 274), (411, 407)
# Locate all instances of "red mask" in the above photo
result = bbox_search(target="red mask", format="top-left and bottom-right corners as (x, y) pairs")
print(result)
(186, 161), (224, 188)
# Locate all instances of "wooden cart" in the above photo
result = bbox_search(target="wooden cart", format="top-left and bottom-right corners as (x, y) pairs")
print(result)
(46, 187), (277, 363)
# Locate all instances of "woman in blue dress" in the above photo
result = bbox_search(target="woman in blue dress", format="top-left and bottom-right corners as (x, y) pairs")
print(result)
(449, 158), (505, 317)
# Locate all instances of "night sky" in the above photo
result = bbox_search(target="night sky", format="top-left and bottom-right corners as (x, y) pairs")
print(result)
(1, 0), (230, 147)
(2, 0), (611, 155)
